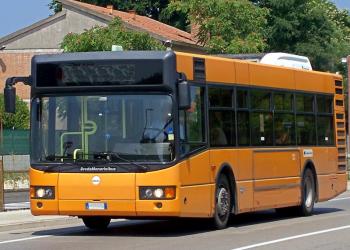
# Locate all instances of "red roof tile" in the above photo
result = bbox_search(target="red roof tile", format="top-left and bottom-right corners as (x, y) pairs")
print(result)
(63, 0), (198, 45)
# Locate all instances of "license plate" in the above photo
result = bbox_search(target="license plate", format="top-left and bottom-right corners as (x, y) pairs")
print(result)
(86, 202), (107, 210)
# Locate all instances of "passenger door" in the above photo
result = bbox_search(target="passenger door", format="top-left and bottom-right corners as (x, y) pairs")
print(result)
(253, 149), (300, 210)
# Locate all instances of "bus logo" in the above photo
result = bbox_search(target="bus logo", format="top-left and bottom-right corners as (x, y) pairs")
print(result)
(303, 149), (313, 158)
(92, 176), (101, 185)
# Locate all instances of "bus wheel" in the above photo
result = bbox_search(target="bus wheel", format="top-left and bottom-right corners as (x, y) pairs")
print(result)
(299, 168), (316, 216)
(82, 216), (111, 230)
(213, 175), (231, 229)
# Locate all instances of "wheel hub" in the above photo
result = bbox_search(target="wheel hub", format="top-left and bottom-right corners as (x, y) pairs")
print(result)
(217, 187), (229, 217)
(304, 176), (313, 208)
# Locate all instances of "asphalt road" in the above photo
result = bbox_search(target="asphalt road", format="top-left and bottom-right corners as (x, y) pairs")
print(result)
(1, 191), (350, 250)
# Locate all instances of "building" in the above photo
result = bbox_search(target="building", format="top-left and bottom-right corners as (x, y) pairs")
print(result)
(0, 0), (203, 102)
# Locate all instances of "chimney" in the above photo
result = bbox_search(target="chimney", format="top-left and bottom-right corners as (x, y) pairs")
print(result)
(128, 10), (137, 20)
(107, 5), (113, 15)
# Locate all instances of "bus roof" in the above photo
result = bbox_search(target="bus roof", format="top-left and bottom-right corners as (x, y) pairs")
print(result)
(174, 52), (342, 94)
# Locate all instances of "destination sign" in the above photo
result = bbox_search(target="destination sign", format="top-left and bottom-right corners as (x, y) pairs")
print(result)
(36, 60), (163, 87)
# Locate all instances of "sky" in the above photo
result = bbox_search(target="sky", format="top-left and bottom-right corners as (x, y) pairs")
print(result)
(0, 0), (53, 38)
(0, 0), (349, 38)
(332, 0), (350, 10)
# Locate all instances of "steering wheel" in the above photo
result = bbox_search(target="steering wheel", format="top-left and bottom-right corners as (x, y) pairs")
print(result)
(142, 127), (168, 142)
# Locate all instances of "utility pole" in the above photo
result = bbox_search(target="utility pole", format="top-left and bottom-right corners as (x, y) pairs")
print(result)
(0, 157), (3, 212)
(0, 45), (5, 211)
(347, 56), (350, 161)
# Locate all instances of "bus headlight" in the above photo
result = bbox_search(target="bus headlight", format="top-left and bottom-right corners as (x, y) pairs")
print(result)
(31, 186), (55, 199)
(139, 186), (176, 200)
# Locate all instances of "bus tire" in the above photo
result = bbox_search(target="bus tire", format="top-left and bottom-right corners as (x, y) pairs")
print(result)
(293, 168), (316, 216)
(213, 175), (231, 229)
(82, 216), (111, 230)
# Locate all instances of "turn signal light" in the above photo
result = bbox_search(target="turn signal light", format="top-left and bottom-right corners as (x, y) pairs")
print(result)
(164, 187), (176, 199)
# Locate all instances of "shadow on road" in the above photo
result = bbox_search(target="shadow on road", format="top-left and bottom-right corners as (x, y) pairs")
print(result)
(30, 206), (343, 238)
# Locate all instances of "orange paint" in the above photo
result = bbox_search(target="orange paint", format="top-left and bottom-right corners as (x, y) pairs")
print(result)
(30, 52), (346, 220)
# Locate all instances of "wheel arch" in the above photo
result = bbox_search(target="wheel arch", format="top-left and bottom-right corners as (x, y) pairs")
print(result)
(215, 163), (237, 214)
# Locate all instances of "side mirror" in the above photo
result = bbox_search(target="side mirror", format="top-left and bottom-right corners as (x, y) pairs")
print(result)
(4, 85), (16, 113)
(178, 81), (190, 110)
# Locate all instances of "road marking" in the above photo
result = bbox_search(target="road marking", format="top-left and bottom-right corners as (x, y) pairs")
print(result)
(232, 225), (350, 250)
(0, 235), (51, 245)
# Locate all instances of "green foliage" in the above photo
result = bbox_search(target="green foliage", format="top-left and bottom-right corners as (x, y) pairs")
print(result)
(159, 1), (190, 31)
(49, 0), (62, 13)
(64, 0), (169, 20)
(252, 0), (350, 72)
(164, 0), (269, 54)
(61, 18), (164, 52)
(0, 94), (29, 129)
(52, 0), (350, 73)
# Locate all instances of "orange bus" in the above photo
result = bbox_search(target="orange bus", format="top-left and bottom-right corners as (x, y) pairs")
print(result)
(4, 51), (347, 230)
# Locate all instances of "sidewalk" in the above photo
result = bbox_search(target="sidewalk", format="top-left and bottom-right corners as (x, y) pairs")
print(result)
(0, 210), (80, 232)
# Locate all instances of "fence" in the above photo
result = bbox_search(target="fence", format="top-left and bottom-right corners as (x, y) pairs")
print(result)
(0, 129), (29, 156)
(0, 129), (30, 172)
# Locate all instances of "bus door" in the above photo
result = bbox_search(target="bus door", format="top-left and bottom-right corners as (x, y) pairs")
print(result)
(253, 149), (301, 210)
(178, 86), (212, 216)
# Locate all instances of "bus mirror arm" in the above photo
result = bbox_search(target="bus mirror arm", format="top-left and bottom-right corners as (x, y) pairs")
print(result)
(4, 76), (32, 113)
(178, 81), (190, 110)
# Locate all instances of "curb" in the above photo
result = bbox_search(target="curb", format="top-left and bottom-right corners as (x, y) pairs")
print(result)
(0, 216), (81, 232)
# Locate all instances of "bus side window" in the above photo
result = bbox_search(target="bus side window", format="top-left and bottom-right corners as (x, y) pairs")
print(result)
(180, 86), (206, 155)
(208, 87), (234, 147)
(237, 89), (250, 146)
(296, 94), (316, 145)
(316, 95), (333, 145)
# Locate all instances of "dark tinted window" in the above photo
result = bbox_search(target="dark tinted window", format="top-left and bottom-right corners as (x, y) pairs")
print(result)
(274, 114), (295, 145)
(251, 112), (273, 145)
(317, 95), (333, 114)
(237, 111), (250, 146)
(237, 89), (249, 109)
(186, 87), (205, 142)
(37, 61), (163, 87)
(251, 90), (270, 110)
(317, 116), (334, 145)
(274, 92), (293, 111)
(180, 86), (205, 155)
(209, 111), (234, 146)
(209, 88), (233, 107)
(296, 94), (314, 113)
(296, 115), (316, 145)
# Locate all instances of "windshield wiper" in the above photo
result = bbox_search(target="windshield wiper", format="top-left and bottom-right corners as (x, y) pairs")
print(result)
(42, 153), (149, 172)
(42, 155), (111, 171)
(95, 152), (149, 172)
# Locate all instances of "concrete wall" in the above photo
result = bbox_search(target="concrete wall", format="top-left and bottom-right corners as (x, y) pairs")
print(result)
(1, 155), (29, 172)
(2, 8), (107, 50)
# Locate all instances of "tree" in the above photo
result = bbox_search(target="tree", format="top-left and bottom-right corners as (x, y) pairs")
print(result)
(60, 18), (164, 52)
(251, 0), (350, 72)
(163, 0), (269, 54)
(159, 1), (190, 31)
(50, 0), (169, 20)
(0, 94), (29, 129)
(49, 0), (62, 13)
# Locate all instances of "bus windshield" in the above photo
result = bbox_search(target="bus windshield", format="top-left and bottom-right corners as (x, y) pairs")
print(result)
(32, 94), (174, 164)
